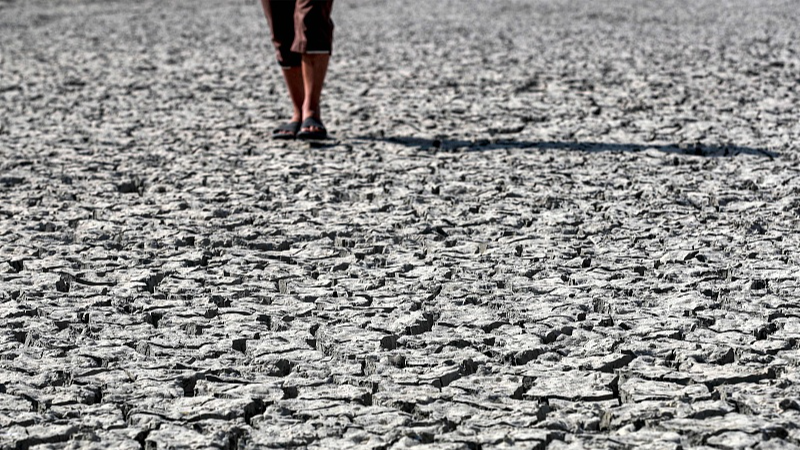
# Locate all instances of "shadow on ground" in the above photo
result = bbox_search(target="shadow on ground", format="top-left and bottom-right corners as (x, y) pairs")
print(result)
(353, 136), (778, 159)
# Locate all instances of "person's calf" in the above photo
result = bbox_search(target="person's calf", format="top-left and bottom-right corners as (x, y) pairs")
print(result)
(281, 66), (305, 122)
(300, 53), (329, 129)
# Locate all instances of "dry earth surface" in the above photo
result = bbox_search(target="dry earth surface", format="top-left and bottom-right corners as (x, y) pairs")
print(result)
(2, 0), (800, 448)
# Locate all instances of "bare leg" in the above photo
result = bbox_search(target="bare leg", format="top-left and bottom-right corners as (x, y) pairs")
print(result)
(282, 67), (305, 122)
(260, 0), (305, 135)
(271, 67), (304, 137)
(300, 53), (329, 133)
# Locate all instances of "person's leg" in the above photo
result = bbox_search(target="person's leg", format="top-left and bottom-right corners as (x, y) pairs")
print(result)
(261, 0), (304, 136)
(282, 67), (305, 123)
(301, 54), (329, 126)
(292, 0), (334, 134)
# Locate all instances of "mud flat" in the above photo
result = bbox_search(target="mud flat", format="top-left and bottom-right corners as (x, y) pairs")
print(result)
(1, 0), (800, 449)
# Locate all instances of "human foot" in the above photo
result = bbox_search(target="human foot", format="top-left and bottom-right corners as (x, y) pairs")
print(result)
(297, 117), (327, 140)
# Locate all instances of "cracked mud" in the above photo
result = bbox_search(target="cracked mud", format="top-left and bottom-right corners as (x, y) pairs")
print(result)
(1, 0), (800, 449)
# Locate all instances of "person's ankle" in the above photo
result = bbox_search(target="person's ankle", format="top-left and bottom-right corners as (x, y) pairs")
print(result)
(302, 108), (321, 121)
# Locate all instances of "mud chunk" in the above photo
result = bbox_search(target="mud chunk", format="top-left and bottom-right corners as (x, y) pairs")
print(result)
(8, 259), (24, 273)
(380, 335), (399, 350)
(55, 276), (71, 293)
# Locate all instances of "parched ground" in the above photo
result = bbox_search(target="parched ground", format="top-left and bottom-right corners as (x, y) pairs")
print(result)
(2, 0), (800, 448)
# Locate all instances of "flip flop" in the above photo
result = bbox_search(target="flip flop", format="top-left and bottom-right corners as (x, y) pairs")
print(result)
(272, 121), (301, 140)
(296, 117), (328, 141)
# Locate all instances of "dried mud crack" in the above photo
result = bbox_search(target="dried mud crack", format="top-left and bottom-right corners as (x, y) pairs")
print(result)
(2, 0), (800, 449)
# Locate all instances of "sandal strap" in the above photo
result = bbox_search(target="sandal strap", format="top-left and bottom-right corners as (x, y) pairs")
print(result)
(274, 121), (301, 133)
(300, 117), (326, 131)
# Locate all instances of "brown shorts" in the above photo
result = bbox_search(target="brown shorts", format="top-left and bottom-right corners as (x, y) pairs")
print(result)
(262, 0), (335, 68)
